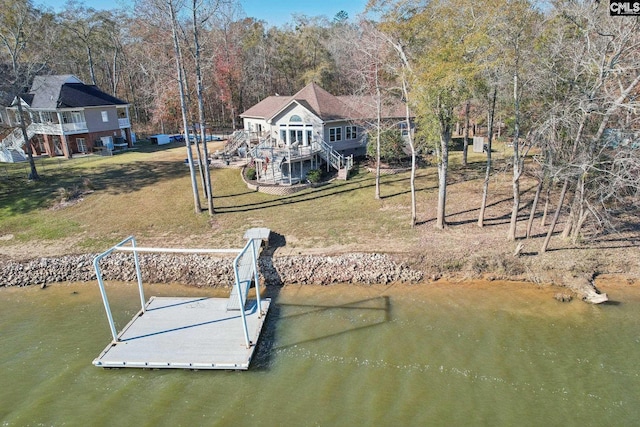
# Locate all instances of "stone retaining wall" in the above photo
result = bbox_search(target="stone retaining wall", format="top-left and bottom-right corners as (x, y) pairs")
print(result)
(0, 253), (424, 288)
(241, 165), (309, 195)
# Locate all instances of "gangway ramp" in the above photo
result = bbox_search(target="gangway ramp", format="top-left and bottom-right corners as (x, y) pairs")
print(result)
(91, 232), (270, 370)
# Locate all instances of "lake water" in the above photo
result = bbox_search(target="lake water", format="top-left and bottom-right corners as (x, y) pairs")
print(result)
(1, 279), (639, 426)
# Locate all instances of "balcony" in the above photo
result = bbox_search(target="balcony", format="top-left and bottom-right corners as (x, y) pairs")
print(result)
(61, 122), (88, 133)
(118, 117), (131, 128)
(30, 122), (63, 135)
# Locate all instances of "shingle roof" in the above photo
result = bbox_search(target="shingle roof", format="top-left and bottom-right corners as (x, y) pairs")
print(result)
(58, 84), (128, 108)
(290, 83), (358, 121)
(240, 82), (407, 122)
(338, 95), (408, 120)
(240, 95), (290, 119)
(21, 75), (127, 109)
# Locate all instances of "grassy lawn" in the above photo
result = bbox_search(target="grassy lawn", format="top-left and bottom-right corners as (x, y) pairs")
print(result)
(4, 140), (639, 286)
(4, 140), (502, 256)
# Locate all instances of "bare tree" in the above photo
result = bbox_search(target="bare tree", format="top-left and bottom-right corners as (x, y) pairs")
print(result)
(0, 0), (54, 179)
(137, 0), (202, 213)
(538, 2), (640, 252)
(187, 0), (228, 215)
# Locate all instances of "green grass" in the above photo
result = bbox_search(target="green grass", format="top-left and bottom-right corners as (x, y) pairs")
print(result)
(0, 140), (514, 255)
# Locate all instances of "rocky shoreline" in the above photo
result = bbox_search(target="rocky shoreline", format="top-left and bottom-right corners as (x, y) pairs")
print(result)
(1, 251), (615, 303)
(0, 252), (424, 289)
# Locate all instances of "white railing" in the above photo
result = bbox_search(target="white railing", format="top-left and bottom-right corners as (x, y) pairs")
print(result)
(314, 139), (354, 172)
(61, 122), (88, 133)
(0, 126), (33, 162)
(92, 236), (261, 348)
(118, 118), (130, 128)
(30, 122), (62, 135)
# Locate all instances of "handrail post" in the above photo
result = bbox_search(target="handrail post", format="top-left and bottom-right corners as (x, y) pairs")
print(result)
(233, 239), (254, 349)
(251, 239), (263, 318)
(93, 257), (119, 342)
(131, 237), (146, 313)
(93, 235), (136, 342)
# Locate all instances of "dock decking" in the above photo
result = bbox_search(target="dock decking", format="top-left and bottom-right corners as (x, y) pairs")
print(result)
(92, 230), (271, 370)
(93, 296), (270, 370)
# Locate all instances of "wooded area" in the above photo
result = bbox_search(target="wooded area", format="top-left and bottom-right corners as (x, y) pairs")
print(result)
(1, 0), (638, 249)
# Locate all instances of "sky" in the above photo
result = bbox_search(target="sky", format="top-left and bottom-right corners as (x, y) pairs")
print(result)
(37, 0), (370, 27)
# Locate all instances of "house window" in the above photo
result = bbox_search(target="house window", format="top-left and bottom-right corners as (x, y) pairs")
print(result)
(290, 115), (302, 122)
(101, 111), (109, 122)
(329, 127), (342, 142)
(71, 112), (83, 123)
(290, 129), (303, 144)
(399, 122), (409, 136)
(346, 126), (357, 140)
(76, 138), (87, 153)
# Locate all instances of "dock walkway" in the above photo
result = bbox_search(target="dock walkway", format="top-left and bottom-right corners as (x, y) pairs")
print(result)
(91, 229), (271, 370)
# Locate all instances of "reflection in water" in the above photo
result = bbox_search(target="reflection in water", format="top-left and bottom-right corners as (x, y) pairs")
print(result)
(1, 279), (639, 426)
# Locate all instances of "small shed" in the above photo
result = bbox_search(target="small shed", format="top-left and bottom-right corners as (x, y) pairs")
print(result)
(473, 136), (486, 153)
(150, 134), (171, 145)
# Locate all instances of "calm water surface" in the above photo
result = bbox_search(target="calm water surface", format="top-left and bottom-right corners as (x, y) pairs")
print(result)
(1, 280), (639, 426)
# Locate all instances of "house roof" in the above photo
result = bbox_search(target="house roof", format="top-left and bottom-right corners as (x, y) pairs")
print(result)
(240, 95), (290, 120)
(288, 83), (358, 121)
(240, 82), (407, 123)
(338, 95), (408, 120)
(18, 74), (127, 109)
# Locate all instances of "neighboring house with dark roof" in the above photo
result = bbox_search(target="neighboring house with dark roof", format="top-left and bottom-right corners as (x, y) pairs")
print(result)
(1, 75), (132, 162)
(236, 83), (410, 184)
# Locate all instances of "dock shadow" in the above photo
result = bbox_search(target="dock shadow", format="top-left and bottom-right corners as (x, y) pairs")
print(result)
(250, 232), (392, 371)
(250, 231), (286, 370)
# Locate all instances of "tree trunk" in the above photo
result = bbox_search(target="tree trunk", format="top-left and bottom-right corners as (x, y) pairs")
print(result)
(375, 74), (381, 200)
(540, 178), (569, 253)
(526, 177), (543, 238)
(507, 72), (521, 241)
(561, 188), (577, 239)
(541, 185), (550, 227)
(478, 86), (496, 227)
(436, 122), (450, 230)
(402, 79), (416, 227)
(193, 14), (215, 215)
(16, 101), (39, 180)
(169, 0), (200, 214)
(86, 44), (96, 85)
(462, 100), (470, 167)
(570, 172), (588, 242)
(572, 210), (589, 243)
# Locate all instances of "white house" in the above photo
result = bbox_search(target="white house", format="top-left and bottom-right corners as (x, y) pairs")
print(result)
(238, 83), (409, 184)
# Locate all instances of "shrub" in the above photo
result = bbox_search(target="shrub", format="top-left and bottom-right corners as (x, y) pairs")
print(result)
(306, 169), (322, 183)
(246, 167), (256, 181)
(366, 129), (406, 164)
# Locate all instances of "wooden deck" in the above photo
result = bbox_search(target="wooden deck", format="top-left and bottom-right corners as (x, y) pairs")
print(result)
(93, 296), (270, 370)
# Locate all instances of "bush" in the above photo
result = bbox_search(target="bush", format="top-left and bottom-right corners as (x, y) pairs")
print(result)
(306, 169), (322, 183)
(245, 167), (256, 181)
(366, 129), (406, 164)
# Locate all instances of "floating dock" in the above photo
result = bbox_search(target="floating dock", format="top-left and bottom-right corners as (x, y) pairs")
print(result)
(92, 229), (271, 370)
